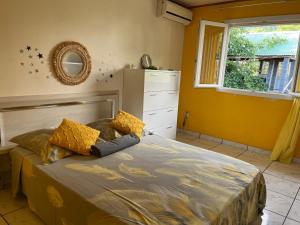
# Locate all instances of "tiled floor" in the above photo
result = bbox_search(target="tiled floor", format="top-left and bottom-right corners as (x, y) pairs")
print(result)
(0, 189), (44, 225)
(176, 133), (300, 225)
(0, 133), (300, 225)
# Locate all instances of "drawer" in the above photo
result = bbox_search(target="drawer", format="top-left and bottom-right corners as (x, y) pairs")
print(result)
(144, 71), (180, 92)
(151, 125), (177, 139)
(144, 91), (179, 111)
(143, 108), (178, 130)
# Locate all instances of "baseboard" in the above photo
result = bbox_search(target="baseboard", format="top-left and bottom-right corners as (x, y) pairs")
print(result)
(293, 157), (300, 164)
(177, 128), (200, 138)
(222, 139), (247, 150)
(177, 128), (300, 163)
(200, 134), (222, 144)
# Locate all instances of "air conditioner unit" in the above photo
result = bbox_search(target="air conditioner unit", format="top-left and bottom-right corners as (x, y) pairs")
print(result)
(157, 0), (193, 26)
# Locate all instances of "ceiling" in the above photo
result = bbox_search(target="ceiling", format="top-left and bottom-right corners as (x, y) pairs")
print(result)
(173, 0), (244, 7)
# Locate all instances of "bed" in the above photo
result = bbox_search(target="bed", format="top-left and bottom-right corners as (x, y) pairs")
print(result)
(1, 92), (266, 225)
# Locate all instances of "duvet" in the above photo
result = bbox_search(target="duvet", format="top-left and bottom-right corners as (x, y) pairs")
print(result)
(10, 134), (266, 225)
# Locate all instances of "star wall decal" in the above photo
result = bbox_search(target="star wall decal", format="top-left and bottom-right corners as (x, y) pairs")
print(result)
(19, 45), (47, 79)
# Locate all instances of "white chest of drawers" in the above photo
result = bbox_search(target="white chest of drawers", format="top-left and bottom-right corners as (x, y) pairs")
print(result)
(123, 69), (181, 139)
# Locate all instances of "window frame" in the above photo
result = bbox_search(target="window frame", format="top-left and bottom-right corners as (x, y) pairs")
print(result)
(194, 20), (229, 88)
(292, 32), (300, 93)
(194, 14), (300, 99)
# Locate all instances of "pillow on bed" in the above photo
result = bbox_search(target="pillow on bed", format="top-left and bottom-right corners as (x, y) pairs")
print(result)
(41, 143), (73, 164)
(111, 111), (145, 137)
(10, 129), (52, 155)
(91, 133), (140, 158)
(49, 118), (100, 155)
(10, 129), (72, 164)
(87, 118), (122, 141)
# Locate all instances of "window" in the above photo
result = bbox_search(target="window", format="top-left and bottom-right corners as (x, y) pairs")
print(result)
(194, 16), (300, 96)
(194, 21), (228, 87)
(260, 61), (270, 75)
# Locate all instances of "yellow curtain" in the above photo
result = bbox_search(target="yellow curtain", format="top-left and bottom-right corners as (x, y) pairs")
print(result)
(271, 98), (300, 164)
(200, 26), (224, 85)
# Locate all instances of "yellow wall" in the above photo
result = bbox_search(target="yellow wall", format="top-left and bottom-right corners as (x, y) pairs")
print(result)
(178, 0), (300, 157)
(0, 0), (184, 101)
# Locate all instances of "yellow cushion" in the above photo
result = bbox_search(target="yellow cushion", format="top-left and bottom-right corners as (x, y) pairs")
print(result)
(49, 119), (100, 155)
(111, 111), (145, 137)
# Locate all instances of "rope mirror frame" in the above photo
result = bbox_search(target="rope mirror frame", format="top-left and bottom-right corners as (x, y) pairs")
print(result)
(53, 41), (92, 85)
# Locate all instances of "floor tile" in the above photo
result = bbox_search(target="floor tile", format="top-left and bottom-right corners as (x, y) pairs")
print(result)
(250, 209), (285, 225)
(238, 151), (272, 171)
(0, 189), (27, 215)
(209, 144), (246, 157)
(263, 174), (300, 198)
(265, 190), (294, 216)
(4, 208), (45, 225)
(265, 162), (300, 183)
(284, 219), (300, 225)
(248, 146), (271, 156)
(189, 139), (220, 149)
(0, 217), (7, 225)
(288, 200), (300, 222)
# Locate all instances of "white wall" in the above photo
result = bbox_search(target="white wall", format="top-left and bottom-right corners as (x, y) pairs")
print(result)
(0, 0), (185, 100)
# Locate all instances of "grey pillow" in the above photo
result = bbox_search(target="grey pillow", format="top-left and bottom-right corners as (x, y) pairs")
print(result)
(87, 118), (122, 141)
(10, 129), (53, 155)
(10, 129), (72, 164)
(91, 133), (140, 158)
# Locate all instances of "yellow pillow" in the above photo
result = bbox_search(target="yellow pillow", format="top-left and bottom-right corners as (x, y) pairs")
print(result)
(111, 111), (145, 137)
(49, 119), (100, 155)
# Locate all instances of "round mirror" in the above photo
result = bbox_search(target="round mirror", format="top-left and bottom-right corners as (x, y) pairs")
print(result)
(62, 51), (83, 76)
(53, 41), (91, 85)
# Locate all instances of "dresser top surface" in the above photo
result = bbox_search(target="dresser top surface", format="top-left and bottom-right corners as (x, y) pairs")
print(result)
(125, 69), (181, 73)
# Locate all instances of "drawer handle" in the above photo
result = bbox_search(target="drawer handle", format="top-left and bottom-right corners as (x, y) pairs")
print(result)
(166, 126), (173, 129)
(167, 110), (174, 112)
(168, 93), (176, 95)
(169, 75), (177, 77)
(149, 94), (157, 97)
(148, 113), (156, 116)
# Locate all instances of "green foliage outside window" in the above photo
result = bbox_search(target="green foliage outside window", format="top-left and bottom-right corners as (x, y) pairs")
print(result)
(224, 27), (287, 92)
(227, 28), (256, 57)
(224, 60), (267, 91)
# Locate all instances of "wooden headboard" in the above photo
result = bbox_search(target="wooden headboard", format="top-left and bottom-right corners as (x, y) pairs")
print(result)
(0, 91), (119, 148)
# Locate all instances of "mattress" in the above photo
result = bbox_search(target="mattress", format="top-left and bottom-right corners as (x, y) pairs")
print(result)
(10, 134), (266, 225)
